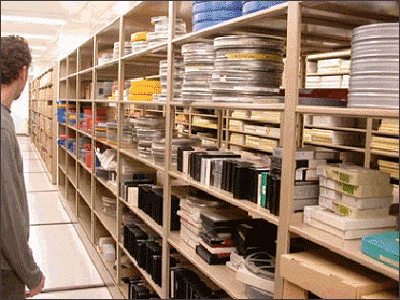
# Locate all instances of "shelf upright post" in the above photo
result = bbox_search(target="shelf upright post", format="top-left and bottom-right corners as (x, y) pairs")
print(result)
(364, 117), (374, 168)
(116, 14), (125, 286)
(274, 1), (302, 299)
(162, 1), (176, 298)
(91, 34), (99, 243)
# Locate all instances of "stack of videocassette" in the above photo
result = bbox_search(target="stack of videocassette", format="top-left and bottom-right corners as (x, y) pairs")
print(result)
(180, 42), (215, 102)
(211, 35), (285, 102)
(348, 23), (399, 109)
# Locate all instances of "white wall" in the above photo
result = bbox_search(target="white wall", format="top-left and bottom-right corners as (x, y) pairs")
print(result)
(11, 84), (30, 135)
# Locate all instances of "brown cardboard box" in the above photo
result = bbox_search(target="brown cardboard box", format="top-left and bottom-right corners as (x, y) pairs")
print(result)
(280, 251), (397, 299)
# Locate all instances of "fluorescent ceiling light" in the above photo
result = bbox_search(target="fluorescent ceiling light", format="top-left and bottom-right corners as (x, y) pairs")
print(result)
(30, 45), (47, 50)
(1, 32), (54, 40)
(1, 15), (67, 26)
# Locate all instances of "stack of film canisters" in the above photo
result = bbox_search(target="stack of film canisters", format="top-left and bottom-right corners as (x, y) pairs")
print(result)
(192, 1), (243, 32)
(157, 59), (184, 102)
(242, 1), (285, 15)
(181, 42), (215, 102)
(211, 35), (285, 102)
(348, 23), (399, 109)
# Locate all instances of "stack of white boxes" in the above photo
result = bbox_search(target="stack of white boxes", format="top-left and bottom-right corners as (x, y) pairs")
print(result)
(304, 164), (397, 239)
(305, 58), (351, 89)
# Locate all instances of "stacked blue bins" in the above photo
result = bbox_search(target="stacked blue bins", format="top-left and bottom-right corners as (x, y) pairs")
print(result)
(57, 101), (66, 123)
(192, 1), (243, 32)
(242, 1), (284, 14)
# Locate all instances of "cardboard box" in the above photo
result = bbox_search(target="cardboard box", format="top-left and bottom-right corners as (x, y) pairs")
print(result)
(280, 251), (397, 299)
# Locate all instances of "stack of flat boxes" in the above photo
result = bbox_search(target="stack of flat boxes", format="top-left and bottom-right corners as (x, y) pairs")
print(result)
(304, 164), (397, 240)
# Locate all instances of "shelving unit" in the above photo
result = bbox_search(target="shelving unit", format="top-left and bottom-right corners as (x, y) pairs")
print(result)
(36, 1), (399, 299)
(28, 66), (58, 184)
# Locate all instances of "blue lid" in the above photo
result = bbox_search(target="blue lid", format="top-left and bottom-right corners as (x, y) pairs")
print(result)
(243, 1), (284, 15)
(193, 1), (243, 14)
(193, 10), (242, 23)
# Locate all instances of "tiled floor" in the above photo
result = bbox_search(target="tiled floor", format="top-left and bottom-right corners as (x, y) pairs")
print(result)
(14, 136), (113, 299)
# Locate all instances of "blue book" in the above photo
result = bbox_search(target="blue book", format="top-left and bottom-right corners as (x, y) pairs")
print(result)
(361, 231), (399, 270)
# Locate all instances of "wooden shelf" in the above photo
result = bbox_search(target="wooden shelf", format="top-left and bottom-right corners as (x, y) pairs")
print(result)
(169, 170), (279, 225)
(370, 150), (399, 158)
(304, 141), (366, 153)
(119, 197), (163, 237)
(168, 232), (247, 299)
(297, 106), (399, 118)
(119, 148), (166, 173)
(304, 125), (366, 133)
(94, 208), (118, 241)
(289, 223), (399, 281)
(95, 176), (118, 197)
(227, 129), (281, 139)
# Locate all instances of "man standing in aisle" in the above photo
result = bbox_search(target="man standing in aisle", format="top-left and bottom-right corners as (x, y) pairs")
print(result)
(1, 35), (46, 299)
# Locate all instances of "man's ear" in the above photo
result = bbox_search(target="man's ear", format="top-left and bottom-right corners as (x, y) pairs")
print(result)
(19, 66), (28, 82)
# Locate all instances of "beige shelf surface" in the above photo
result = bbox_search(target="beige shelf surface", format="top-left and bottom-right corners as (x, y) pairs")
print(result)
(304, 141), (366, 153)
(227, 129), (281, 139)
(289, 223), (399, 281)
(297, 106), (400, 118)
(304, 124), (366, 133)
(168, 232), (247, 299)
(96, 176), (118, 197)
(307, 71), (350, 76)
(171, 101), (285, 111)
(94, 208), (118, 241)
(169, 170), (279, 225)
(119, 148), (166, 173)
(119, 197), (163, 237)
(228, 141), (274, 153)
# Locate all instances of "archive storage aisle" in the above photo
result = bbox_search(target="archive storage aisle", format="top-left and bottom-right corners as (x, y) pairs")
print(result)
(28, 1), (399, 299)
(17, 136), (116, 299)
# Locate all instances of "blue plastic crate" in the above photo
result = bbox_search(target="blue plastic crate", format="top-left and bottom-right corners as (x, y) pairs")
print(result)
(192, 1), (243, 14)
(57, 139), (66, 146)
(242, 1), (284, 14)
(193, 10), (242, 23)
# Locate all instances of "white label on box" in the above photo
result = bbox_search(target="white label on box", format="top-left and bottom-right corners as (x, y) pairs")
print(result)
(127, 187), (139, 207)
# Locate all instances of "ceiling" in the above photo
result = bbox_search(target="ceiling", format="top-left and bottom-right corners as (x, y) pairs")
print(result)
(1, 1), (136, 78)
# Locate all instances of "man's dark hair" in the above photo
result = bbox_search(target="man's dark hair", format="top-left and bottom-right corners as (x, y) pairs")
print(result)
(1, 35), (32, 85)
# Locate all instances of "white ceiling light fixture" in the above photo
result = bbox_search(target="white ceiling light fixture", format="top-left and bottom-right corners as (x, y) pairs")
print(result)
(1, 15), (67, 26)
(1, 32), (54, 40)
(30, 45), (47, 50)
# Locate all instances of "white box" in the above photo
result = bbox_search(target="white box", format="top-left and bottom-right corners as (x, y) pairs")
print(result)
(318, 176), (392, 198)
(304, 205), (397, 231)
(319, 196), (390, 219)
(304, 214), (397, 239)
(319, 186), (393, 209)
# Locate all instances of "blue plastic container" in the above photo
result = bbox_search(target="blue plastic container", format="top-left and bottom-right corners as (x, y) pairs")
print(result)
(193, 9), (243, 23)
(192, 1), (243, 14)
(242, 1), (284, 14)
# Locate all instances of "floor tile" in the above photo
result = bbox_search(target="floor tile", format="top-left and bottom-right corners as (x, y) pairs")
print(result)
(32, 287), (112, 299)
(19, 144), (36, 152)
(22, 151), (40, 160)
(28, 192), (72, 225)
(29, 224), (104, 291)
(24, 172), (58, 192)
(23, 159), (46, 173)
